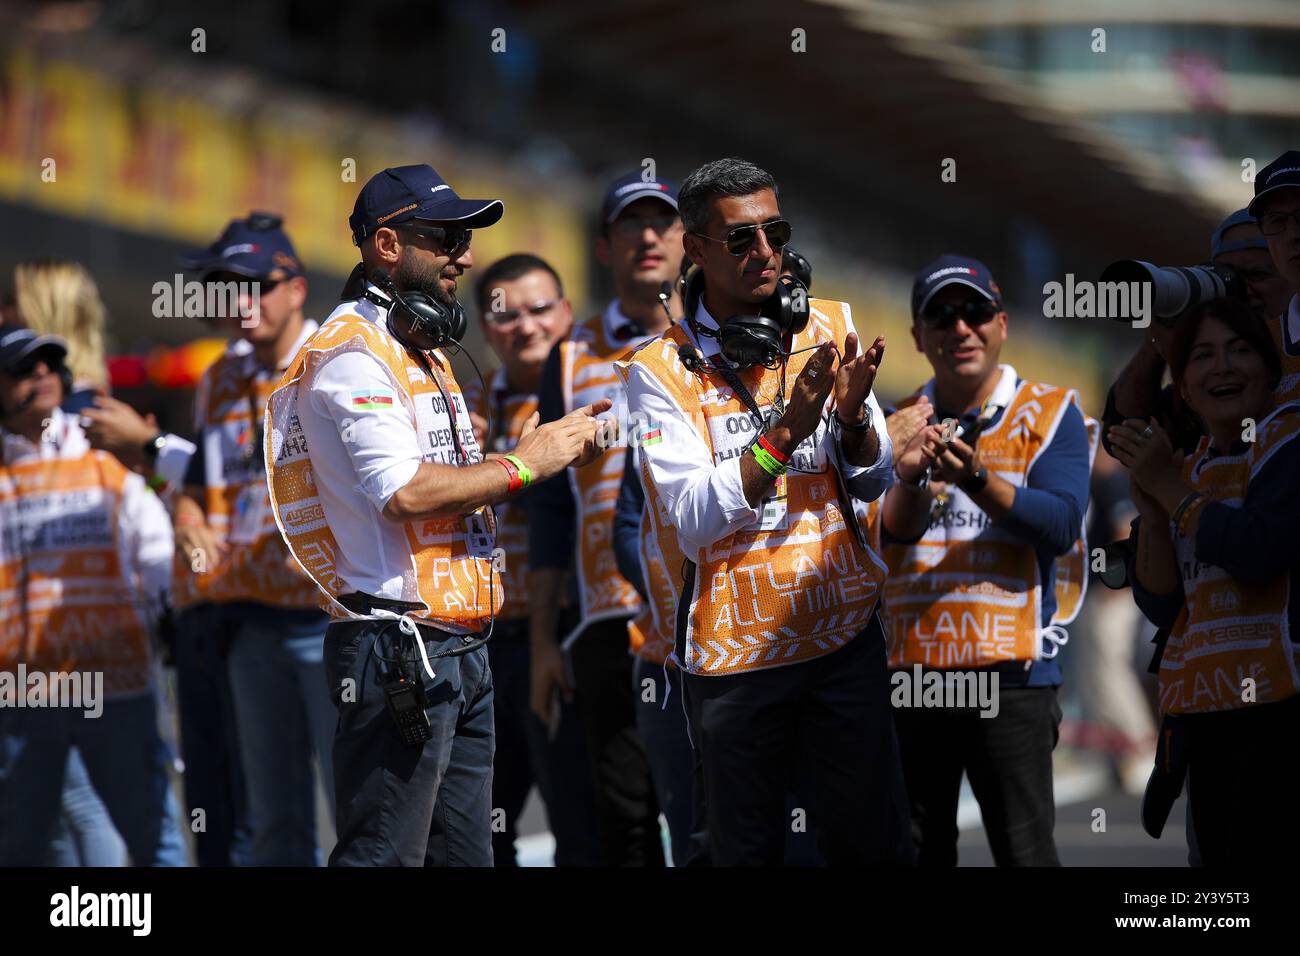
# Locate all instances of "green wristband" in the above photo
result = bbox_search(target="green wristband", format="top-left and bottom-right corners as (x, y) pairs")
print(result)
(750, 442), (787, 478)
(1170, 491), (1200, 531)
(502, 454), (532, 488)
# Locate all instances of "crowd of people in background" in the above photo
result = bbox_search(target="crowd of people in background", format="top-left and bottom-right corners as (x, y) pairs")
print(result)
(2, 146), (1299, 867)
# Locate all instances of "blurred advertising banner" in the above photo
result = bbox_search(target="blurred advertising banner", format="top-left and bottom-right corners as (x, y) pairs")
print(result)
(0, 49), (590, 292)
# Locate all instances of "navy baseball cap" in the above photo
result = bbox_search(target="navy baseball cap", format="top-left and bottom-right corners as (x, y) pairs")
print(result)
(1211, 208), (1269, 258)
(350, 164), (504, 245)
(911, 254), (1004, 319)
(599, 171), (678, 224)
(1247, 150), (1300, 217)
(0, 323), (67, 374)
(178, 212), (303, 280)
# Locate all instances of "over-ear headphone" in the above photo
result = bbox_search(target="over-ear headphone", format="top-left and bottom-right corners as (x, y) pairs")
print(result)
(362, 266), (467, 351)
(782, 246), (812, 293)
(679, 263), (810, 369)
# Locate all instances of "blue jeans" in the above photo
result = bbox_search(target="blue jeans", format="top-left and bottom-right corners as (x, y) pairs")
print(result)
(0, 693), (187, 866)
(175, 603), (251, 866)
(46, 747), (127, 866)
(324, 618), (495, 866)
(224, 602), (335, 866)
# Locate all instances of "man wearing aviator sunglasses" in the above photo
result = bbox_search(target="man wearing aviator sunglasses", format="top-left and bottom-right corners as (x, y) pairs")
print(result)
(169, 212), (337, 867)
(879, 254), (1094, 867)
(619, 156), (908, 866)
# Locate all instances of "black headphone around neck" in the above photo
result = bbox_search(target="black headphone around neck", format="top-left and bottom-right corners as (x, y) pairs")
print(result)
(355, 265), (467, 352)
(679, 263), (810, 369)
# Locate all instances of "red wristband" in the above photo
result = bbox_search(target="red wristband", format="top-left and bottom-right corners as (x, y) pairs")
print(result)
(496, 457), (523, 495)
(757, 433), (789, 465)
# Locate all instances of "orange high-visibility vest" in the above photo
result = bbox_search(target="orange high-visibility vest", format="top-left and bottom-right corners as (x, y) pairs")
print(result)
(619, 299), (888, 676)
(265, 315), (501, 628)
(882, 368), (1097, 669)
(0, 425), (156, 698)
(173, 345), (322, 611)
(559, 315), (643, 640)
(1158, 402), (1300, 714)
(463, 369), (537, 622)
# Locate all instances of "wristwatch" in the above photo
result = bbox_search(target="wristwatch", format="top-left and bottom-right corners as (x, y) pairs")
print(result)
(834, 400), (873, 433)
(142, 432), (167, 465)
(959, 465), (989, 495)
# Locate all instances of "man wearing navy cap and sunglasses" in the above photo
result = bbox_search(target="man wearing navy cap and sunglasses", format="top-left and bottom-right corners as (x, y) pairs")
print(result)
(878, 255), (1094, 866)
(265, 164), (608, 866)
(168, 212), (337, 866)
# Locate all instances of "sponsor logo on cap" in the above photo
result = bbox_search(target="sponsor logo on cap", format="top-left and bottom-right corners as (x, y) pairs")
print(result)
(430, 184), (450, 194)
(376, 202), (419, 225)
(221, 243), (258, 257)
(1265, 166), (1300, 184)
(614, 182), (667, 196)
(926, 265), (976, 283)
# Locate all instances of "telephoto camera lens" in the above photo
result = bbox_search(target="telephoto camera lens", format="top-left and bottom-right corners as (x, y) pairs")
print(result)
(1100, 259), (1245, 324)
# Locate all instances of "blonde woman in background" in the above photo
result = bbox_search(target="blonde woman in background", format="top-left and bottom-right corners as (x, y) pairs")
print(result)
(12, 257), (109, 412)
(7, 259), (183, 865)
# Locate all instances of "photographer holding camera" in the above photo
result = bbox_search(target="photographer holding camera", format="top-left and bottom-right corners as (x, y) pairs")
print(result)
(1103, 151), (1300, 457)
(1110, 297), (1300, 864)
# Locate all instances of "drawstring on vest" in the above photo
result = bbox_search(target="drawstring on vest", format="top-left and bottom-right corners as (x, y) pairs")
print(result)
(1040, 624), (1070, 660)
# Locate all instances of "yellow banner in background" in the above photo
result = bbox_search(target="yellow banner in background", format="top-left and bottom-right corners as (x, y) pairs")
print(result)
(0, 47), (1102, 410)
(0, 50), (590, 297)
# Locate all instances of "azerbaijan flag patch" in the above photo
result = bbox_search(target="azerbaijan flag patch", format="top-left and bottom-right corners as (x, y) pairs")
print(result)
(351, 388), (395, 410)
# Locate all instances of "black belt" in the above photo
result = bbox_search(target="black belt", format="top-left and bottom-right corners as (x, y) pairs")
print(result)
(338, 591), (491, 657)
(338, 591), (425, 617)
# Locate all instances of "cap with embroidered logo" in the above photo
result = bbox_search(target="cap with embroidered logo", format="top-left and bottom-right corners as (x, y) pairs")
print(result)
(911, 254), (1004, 319)
(350, 164), (505, 245)
(1247, 150), (1300, 217)
(178, 211), (303, 280)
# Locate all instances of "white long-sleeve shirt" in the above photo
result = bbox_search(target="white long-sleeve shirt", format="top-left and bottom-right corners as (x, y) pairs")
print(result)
(622, 297), (892, 557)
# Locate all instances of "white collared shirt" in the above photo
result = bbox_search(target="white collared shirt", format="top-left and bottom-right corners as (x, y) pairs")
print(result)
(295, 289), (467, 602)
(622, 297), (892, 557)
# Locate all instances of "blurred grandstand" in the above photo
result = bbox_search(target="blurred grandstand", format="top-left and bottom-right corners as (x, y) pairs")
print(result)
(5, 0), (1281, 422)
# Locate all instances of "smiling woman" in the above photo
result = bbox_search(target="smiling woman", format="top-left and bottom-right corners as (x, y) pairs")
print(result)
(1111, 297), (1300, 865)
(1165, 298), (1282, 448)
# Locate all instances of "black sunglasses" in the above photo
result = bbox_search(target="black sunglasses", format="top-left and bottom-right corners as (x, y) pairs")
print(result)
(694, 219), (792, 256)
(921, 299), (999, 328)
(398, 223), (473, 259)
(204, 273), (283, 293)
(8, 353), (64, 379)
